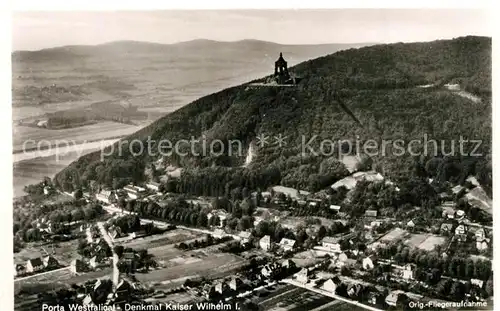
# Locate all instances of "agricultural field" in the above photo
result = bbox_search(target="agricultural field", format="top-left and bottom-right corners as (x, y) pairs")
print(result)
(121, 228), (202, 250)
(14, 267), (113, 293)
(136, 253), (246, 284)
(14, 238), (81, 266)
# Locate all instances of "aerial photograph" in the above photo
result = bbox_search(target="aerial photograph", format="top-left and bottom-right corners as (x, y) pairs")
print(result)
(11, 9), (492, 311)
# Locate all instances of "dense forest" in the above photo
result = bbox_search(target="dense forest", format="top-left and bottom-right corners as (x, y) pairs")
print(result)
(54, 36), (492, 196)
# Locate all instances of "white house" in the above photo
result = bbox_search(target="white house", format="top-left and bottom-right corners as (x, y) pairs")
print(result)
(295, 268), (309, 284)
(213, 229), (226, 239)
(279, 238), (296, 252)
(329, 205), (341, 212)
(475, 228), (486, 240)
(26, 258), (44, 273)
(146, 181), (161, 192)
(259, 235), (271, 251)
(321, 279), (337, 293)
(476, 237), (490, 251)
(455, 224), (467, 235)
(95, 190), (116, 204)
(238, 231), (252, 244)
(362, 256), (375, 270)
(393, 264), (415, 280)
(471, 278), (484, 288)
(207, 209), (229, 228)
(123, 184), (146, 199)
(321, 236), (341, 253)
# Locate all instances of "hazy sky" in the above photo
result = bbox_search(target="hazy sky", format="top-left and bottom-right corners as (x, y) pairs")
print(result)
(12, 9), (491, 51)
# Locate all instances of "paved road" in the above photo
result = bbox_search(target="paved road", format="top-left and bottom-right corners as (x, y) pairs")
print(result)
(97, 222), (119, 285)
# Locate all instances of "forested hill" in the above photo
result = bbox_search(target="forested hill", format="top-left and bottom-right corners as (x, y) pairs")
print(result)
(54, 36), (492, 196)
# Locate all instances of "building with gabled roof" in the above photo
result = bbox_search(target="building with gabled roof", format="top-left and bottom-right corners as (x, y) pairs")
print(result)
(279, 238), (296, 252)
(259, 235), (271, 251)
(321, 236), (341, 253)
(238, 231), (252, 244)
(364, 209), (378, 218)
(42, 256), (58, 269)
(26, 258), (44, 273)
(70, 259), (86, 274)
(320, 278), (338, 293)
(295, 268), (309, 284)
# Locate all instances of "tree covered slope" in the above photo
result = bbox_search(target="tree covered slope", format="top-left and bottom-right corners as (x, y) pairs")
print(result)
(54, 36), (491, 195)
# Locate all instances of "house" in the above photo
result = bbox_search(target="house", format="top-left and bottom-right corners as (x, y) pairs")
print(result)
(261, 263), (279, 278)
(406, 220), (415, 228)
(321, 236), (341, 253)
(476, 237), (490, 251)
(440, 223), (453, 234)
(122, 252), (138, 272)
(94, 279), (106, 292)
(347, 284), (363, 298)
(279, 238), (296, 252)
(259, 235), (271, 251)
(295, 268), (309, 283)
(455, 224), (467, 240)
(471, 278), (484, 288)
(213, 228), (226, 239)
(146, 181), (161, 192)
(108, 226), (123, 241)
(123, 184), (146, 199)
(475, 228), (486, 240)
(89, 256), (101, 269)
(214, 281), (230, 295)
(207, 209), (229, 228)
(203, 285), (218, 300)
(320, 278), (337, 293)
(441, 201), (456, 219)
(362, 256), (375, 270)
(228, 277), (243, 291)
(364, 210), (378, 218)
(238, 231), (252, 244)
(329, 205), (341, 212)
(26, 258), (44, 273)
(385, 290), (406, 307)
(452, 185), (465, 195)
(392, 264), (415, 280)
(456, 210), (466, 220)
(43, 186), (53, 195)
(338, 252), (348, 262)
(368, 292), (384, 305)
(14, 264), (26, 277)
(82, 294), (94, 306)
(42, 256), (58, 269)
(281, 259), (296, 271)
(95, 190), (116, 204)
(70, 259), (86, 274)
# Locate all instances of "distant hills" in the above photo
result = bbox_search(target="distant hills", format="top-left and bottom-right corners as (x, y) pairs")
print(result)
(54, 36), (491, 196)
(12, 39), (372, 115)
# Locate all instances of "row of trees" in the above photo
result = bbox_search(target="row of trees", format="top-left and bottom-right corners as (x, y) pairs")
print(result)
(375, 243), (492, 282)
